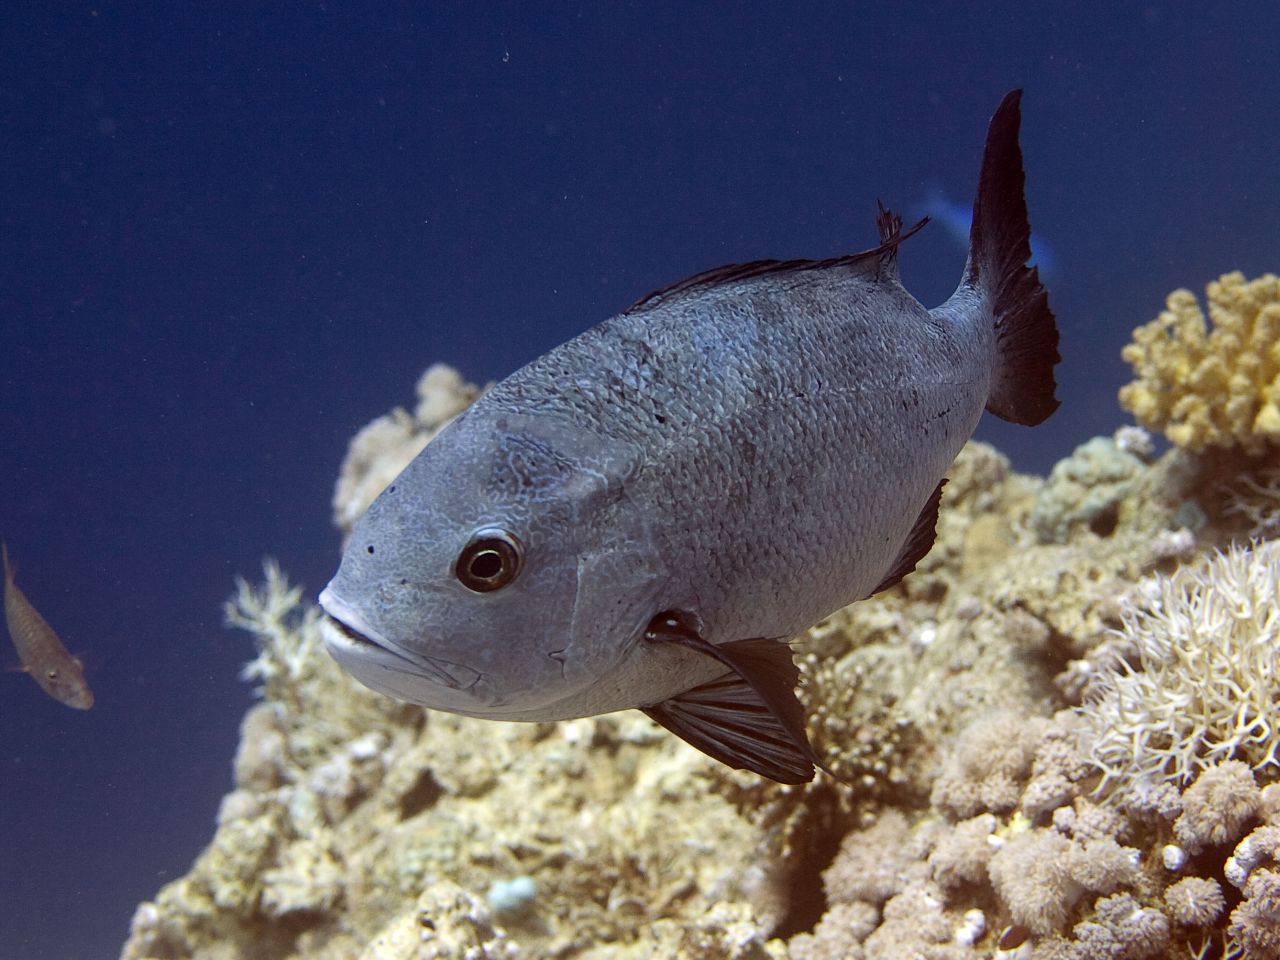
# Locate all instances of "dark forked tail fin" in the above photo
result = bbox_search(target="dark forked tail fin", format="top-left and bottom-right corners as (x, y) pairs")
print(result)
(967, 89), (1060, 426)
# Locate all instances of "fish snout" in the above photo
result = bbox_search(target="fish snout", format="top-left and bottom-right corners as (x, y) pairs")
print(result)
(318, 586), (484, 698)
(65, 685), (94, 710)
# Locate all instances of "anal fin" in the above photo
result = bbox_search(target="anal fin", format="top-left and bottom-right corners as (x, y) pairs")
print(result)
(871, 479), (946, 595)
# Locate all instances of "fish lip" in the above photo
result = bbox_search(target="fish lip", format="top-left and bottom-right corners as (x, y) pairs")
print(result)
(318, 587), (480, 691)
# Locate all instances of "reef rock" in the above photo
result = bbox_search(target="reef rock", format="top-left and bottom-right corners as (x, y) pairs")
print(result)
(121, 362), (1280, 960)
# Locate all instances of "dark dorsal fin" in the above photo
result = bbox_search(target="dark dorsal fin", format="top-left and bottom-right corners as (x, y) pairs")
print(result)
(874, 199), (906, 283)
(870, 479), (946, 596)
(641, 610), (835, 784)
(625, 210), (928, 314)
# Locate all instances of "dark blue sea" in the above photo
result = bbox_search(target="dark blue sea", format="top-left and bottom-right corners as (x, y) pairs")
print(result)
(1, 4), (1276, 957)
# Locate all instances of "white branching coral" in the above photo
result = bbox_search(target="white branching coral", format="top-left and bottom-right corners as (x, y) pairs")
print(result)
(1079, 540), (1280, 802)
(227, 559), (323, 698)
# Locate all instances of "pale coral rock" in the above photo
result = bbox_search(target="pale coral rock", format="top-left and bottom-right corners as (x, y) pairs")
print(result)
(260, 838), (344, 917)
(332, 363), (481, 535)
(1160, 844), (1186, 873)
(357, 882), (523, 960)
(412, 363), (477, 428)
(643, 901), (789, 960)
(1030, 437), (1145, 544)
(305, 732), (389, 824)
(333, 409), (427, 535)
(1119, 271), (1280, 454)
(232, 702), (289, 792)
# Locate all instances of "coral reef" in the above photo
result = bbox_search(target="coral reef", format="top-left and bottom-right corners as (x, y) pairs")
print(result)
(121, 357), (1280, 960)
(332, 364), (481, 538)
(1119, 271), (1280, 454)
(1221, 462), (1280, 538)
(124, 557), (798, 960)
(1031, 436), (1145, 543)
(792, 740), (1280, 959)
(1162, 876), (1224, 928)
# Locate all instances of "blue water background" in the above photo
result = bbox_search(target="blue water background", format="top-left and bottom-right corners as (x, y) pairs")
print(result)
(2, 4), (1277, 957)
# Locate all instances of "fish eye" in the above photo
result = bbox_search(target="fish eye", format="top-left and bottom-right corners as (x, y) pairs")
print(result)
(455, 528), (523, 593)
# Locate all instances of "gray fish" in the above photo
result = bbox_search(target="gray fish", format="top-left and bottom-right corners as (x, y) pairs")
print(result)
(319, 90), (1059, 783)
(3, 543), (94, 710)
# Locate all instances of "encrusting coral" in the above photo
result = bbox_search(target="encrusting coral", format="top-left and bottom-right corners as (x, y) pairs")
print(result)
(1119, 271), (1280, 454)
(1030, 436), (1146, 544)
(120, 355), (1280, 960)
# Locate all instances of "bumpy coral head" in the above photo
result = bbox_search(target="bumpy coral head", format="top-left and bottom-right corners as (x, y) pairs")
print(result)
(319, 404), (667, 721)
(1119, 271), (1280, 454)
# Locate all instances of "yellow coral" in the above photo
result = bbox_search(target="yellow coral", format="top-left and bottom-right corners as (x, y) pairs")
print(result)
(1119, 271), (1280, 453)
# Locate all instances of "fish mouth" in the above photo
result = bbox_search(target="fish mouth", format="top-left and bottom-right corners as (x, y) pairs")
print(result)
(318, 587), (481, 692)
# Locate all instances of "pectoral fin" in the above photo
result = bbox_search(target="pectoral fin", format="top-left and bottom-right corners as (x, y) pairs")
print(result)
(640, 610), (831, 784)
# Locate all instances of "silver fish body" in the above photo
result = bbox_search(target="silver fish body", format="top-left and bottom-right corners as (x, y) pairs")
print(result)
(320, 90), (1059, 782)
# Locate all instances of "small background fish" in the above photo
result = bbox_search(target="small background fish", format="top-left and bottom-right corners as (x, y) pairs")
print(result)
(3, 543), (94, 710)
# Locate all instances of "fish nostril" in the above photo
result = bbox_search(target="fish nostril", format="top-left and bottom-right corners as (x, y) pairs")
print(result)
(548, 649), (568, 679)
